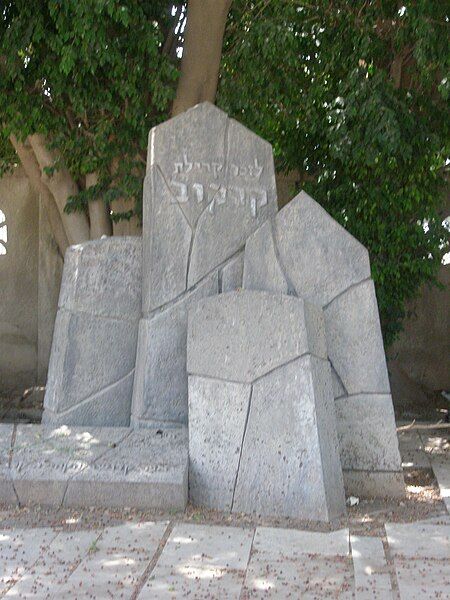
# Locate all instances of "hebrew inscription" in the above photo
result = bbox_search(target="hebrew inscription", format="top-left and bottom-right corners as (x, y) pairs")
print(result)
(170, 153), (268, 218)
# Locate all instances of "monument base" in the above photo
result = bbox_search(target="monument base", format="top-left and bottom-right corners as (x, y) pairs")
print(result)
(0, 424), (188, 510)
(343, 469), (405, 499)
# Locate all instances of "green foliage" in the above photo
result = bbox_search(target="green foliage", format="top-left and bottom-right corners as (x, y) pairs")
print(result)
(0, 0), (178, 216)
(219, 0), (450, 345)
(1, 0), (448, 344)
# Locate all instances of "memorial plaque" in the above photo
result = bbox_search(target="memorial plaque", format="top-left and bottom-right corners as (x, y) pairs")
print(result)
(132, 102), (278, 427)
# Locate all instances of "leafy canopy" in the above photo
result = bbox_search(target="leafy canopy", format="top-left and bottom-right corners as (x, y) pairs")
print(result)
(1, 0), (449, 344)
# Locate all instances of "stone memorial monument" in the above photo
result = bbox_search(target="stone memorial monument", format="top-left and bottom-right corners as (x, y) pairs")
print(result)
(131, 102), (278, 428)
(187, 291), (346, 521)
(243, 191), (403, 497)
(42, 237), (142, 427)
(21, 102), (403, 514)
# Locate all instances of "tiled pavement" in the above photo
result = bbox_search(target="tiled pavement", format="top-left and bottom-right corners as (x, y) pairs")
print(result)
(0, 426), (448, 599)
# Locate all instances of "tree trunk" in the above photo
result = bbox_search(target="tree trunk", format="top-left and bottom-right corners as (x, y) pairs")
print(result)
(171, 0), (232, 116)
(28, 134), (90, 245)
(9, 135), (69, 257)
(86, 172), (112, 239)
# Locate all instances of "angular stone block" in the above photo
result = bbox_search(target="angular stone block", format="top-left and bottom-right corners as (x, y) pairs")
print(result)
(131, 273), (218, 427)
(132, 102), (277, 427)
(3, 425), (188, 510)
(243, 191), (403, 496)
(143, 102), (277, 312)
(43, 237), (142, 427)
(335, 394), (402, 471)
(187, 291), (345, 521)
(187, 291), (327, 383)
(325, 280), (390, 395)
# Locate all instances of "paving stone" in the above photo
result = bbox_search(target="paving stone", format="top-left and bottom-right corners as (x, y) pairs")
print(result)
(0, 425), (16, 506)
(43, 237), (142, 427)
(350, 535), (393, 599)
(139, 523), (253, 599)
(133, 102), (277, 428)
(335, 394), (402, 471)
(242, 190), (402, 497)
(0, 528), (57, 594)
(252, 527), (350, 558)
(4, 529), (99, 598)
(242, 527), (353, 599)
(187, 291), (327, 383)
(10, 425), (129, 507)
(131, 274), (218, 427)
(65, 429), (188, 510)
(243, 554), (354, 599)
(386, 522), (450, 600)
(392, 556), (450, 600)
(57, 522), (168, 599)
(324, 279), (391, 395)
(385, 522), (450, 560)
(188, 292), (345, 521)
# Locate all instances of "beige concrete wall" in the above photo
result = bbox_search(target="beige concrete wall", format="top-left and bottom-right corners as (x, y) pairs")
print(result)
(388, 263), (450, 394)
(0, 167), (39, 394)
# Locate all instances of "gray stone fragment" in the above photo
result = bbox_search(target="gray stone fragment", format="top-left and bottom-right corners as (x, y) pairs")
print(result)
(42, 370), (135, 428)
(0, 424), (16, 505)
(325, 280), (390, 395)
(342, 470), (405, 499)
(187, 291), (327, 383)
(143, 102), (277, 307)
(133, 102), (278, 427)
(59, 237), (142, 319)
(132, 273), (218, 427)
(187, 292), (345, 521)
(65, 428), (188, 510)
(276, 191), (370, 306)
(242, 190), (402, 497)
(335, 394), (402, 471)
(44, 310), (138, 418)
(142, 166), (192, 314)
(220, 252), (244, 292)
(233, 356), (345, 521)
(188, 377), (251, 511)
(43, 237), (142, 427)
(243, 220), (289, 295)
(10, 425), (128, 506)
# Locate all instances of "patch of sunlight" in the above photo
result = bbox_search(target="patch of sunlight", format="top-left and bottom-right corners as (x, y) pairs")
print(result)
(0, 533), (11, 542)
(252, 577), (276, 591)
(172, 536), (196, 545)
(65, 517), (80, 524)
(177, 565), (226, 580)
(102, 557), (135, 568)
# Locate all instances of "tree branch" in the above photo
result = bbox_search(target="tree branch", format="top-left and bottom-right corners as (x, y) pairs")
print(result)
(28, 134), (90, 244)
(171, 0), (233, 116)
(9, 134), (69, 257)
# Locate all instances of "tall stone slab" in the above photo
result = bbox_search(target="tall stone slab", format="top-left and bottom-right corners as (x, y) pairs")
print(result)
(131, 102), (277, 428)
(243, 191), (404, 497)
(42, 237), (142, 427)
(187, 291), (346, 522)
